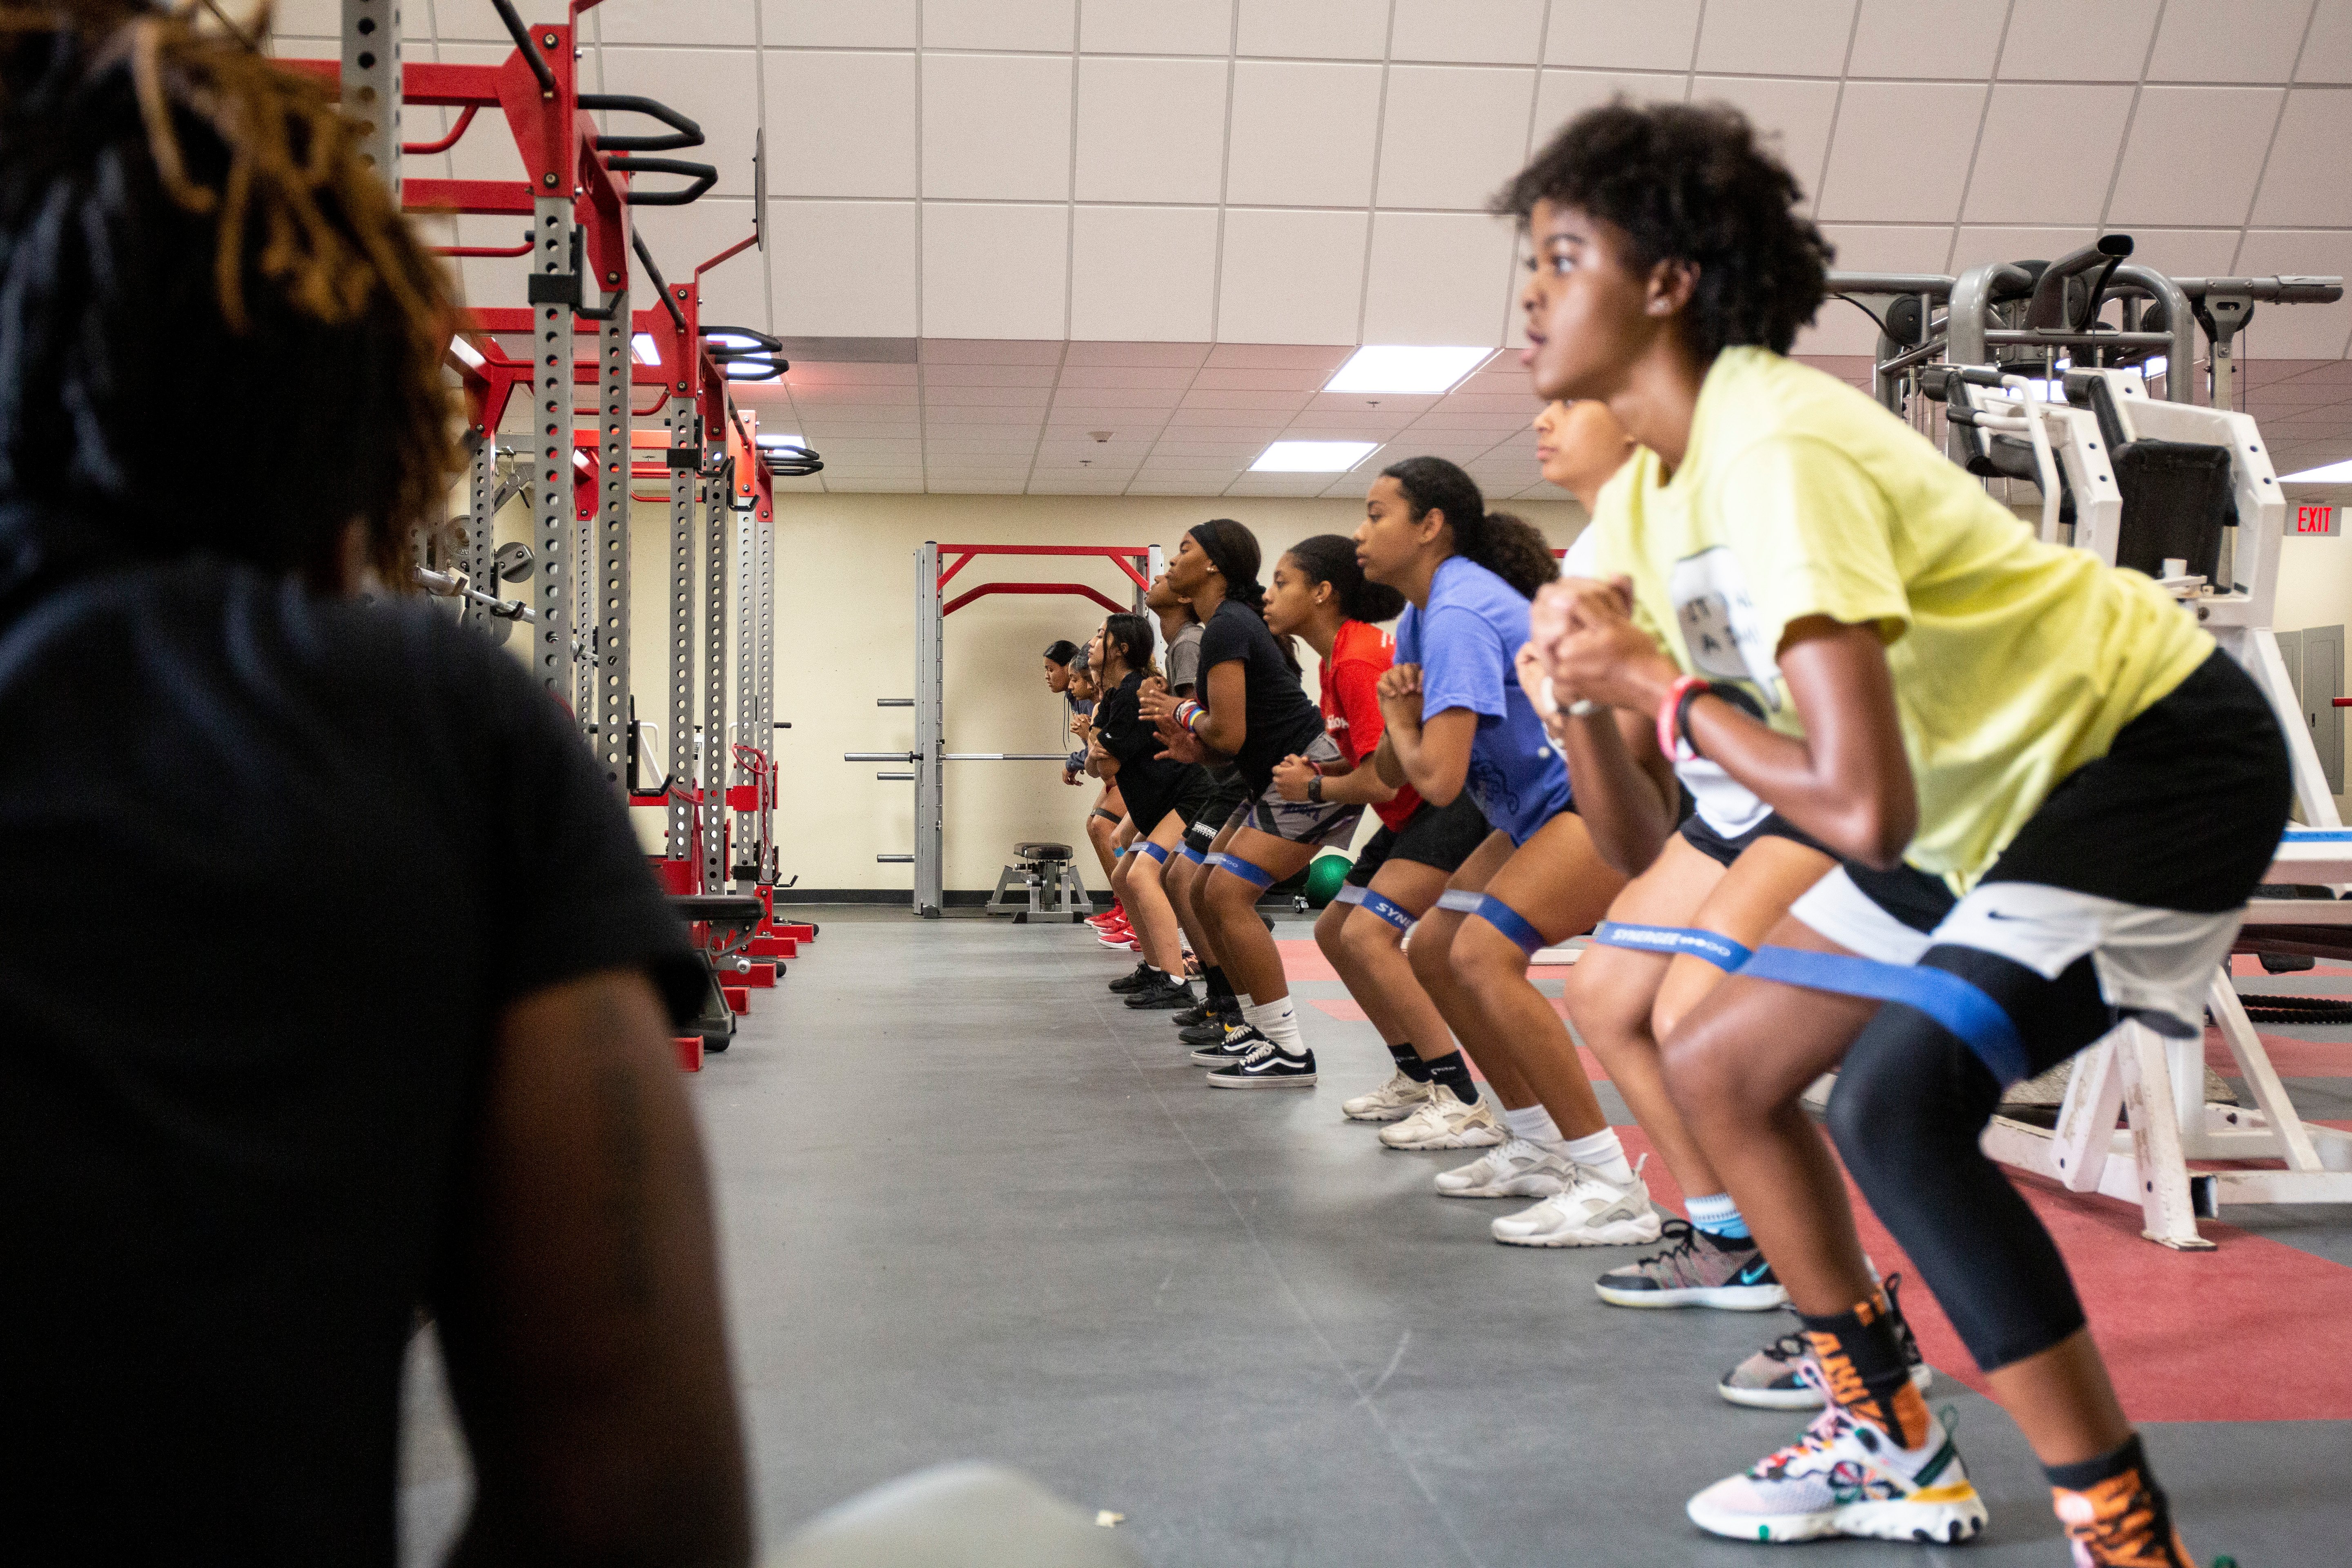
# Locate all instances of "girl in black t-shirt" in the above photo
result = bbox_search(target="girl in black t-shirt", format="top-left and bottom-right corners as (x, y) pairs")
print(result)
(1143, 520), (1355, 1089)
(1087, 613), (1192, 1005)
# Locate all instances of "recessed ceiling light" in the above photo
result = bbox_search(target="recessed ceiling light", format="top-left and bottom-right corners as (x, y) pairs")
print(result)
(2281, 458), (2352, 482)
(1325, 345), (1493, 395)
(448, 335), (485, 370)
(1251, 440), (1380, 473)
(631, 332), (661, 366)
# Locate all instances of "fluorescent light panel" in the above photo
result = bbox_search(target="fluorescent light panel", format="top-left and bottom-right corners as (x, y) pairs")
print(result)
(631, 332), (661, 366)
(448, 335), (485, 370)
(1325, 345), (1492, 395)
(2282, 459), (2352, 482)
(1251, 440), (1379, 473)
(755, 433), (806, 449)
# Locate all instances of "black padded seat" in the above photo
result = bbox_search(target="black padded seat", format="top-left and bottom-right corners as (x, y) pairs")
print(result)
(668, 895), (768, 927)
(1014, 841), (1073, 862)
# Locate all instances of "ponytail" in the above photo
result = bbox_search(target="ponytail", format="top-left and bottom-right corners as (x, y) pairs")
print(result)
(1283, 534), (1406, 624)
(1100, 612), (1160, 683)
(1188, 516), (1298, 673)
(1381, 456), (1560, 599)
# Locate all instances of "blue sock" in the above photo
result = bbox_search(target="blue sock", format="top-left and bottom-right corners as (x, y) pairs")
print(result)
(1686, 1192), (1751, 1241)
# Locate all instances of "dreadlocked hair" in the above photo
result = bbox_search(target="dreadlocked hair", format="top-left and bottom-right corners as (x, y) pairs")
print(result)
(0, 1), (463, 587)
(1283, 533), (1403, 624)
(1381, 456), (1559, 599)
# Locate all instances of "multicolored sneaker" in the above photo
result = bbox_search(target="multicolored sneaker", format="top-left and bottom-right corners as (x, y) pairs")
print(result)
(1686, 1385), (1987, 1545)
(1374, 1086), (1503, 1151)
(1595, 1219), (1788, 1310)
(2054, 1468), (2197, 1567)
(1717, 1276), (1933, 1410)
(1341, 1070), (1434, 1122)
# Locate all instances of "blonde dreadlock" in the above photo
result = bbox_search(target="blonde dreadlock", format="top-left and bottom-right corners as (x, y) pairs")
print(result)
(0, 0), (462, 587)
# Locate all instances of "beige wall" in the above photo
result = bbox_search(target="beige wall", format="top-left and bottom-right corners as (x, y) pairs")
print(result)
(481, 490), (1586, 894)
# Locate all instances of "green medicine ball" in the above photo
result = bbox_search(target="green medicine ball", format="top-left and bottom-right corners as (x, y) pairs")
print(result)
(1303, 853), (1353, 909)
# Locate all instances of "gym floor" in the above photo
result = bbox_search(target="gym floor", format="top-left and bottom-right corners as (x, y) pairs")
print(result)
(399, 912), (2352, 1566)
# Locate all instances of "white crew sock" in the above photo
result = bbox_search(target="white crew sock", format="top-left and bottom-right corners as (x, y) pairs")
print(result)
(1562, 1127), (1635, 1187)
(1500, 1103), (1560, 1143)
(1242, 996), (1304, 1057)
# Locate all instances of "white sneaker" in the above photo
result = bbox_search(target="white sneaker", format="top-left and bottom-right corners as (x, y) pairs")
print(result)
(1376, 1086), (1504, 1149)
(1430, 1135), (1575, 1196)
(1490, 1159), (1664, 1247)
(1685, 1395), (1986, 1546)
(1342, 1070), (1434, 1123)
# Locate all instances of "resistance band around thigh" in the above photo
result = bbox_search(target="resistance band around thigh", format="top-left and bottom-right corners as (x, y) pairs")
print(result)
(1434, 888), (1544, 956)
(1740, 946), (2031, 1087)
(1215, 852), (1277, 890)
(1591, 920), (1752, 973)
(1333, 884), (1414, 932)
(1178, 844), (1206, 864)
(1134, 840), (1169, 865)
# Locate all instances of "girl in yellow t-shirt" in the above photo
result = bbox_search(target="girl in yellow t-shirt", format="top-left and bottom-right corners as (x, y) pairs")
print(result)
(1501, 99), (2290, 1564)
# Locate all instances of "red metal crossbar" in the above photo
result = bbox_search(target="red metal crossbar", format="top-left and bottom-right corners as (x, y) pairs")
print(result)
(935, 542), (1150, 595)
(943, 582), (1127, 618)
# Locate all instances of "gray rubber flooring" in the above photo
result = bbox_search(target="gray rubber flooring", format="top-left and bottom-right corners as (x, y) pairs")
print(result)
(400, 912), (2352, 1566)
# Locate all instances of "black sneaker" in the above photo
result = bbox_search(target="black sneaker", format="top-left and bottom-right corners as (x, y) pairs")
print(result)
(1207, 1039), (1317, 1088)
(1178, 1019), (1228, 1047)
(1171, 997), (1226, 1027)
(1188, 1023), (1262, 1065)
(1107, 960), (1157, 994)
(1125, 973), (1196, 1010)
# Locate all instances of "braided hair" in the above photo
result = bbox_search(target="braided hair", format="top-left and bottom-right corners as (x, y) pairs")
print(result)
(0, 2), (464, 588)
(1380, 456), (1559, 599)
(1282, 533), (1405, 624)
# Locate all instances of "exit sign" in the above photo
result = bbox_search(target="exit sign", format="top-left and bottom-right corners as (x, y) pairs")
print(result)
(2294, 503), (2339, 537)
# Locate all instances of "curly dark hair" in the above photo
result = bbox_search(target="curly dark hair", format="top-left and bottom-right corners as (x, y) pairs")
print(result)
(1380, 457), (1559, 600)
(1283, 534), (1405, 624)
(0, 2), (463, 589)
(1493, 98), (1834, 361)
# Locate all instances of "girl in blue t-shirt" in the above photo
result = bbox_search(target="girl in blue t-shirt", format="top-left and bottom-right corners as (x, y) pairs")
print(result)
(1357, 455), (1664, 1249)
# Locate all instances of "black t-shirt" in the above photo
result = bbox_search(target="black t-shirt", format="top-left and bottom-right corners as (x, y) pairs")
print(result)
(1095, 668), (1185, 829)
(1196, 598), (1326, 791)
(0, 555), (702, 1565)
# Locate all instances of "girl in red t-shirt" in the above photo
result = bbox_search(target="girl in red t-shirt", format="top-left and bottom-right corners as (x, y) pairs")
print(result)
(1265, 536), (1501, 1143)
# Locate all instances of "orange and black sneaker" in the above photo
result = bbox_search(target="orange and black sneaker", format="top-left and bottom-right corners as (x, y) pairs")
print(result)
(2053, 1467), (2197, 1568)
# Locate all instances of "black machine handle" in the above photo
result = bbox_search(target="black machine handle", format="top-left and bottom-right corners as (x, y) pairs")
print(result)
(607, 155), (718, 207)
(2027, 234), (2133, 332)
(488, 0), (558, 97)
(581, 94), (706, 153)
(631, 231), (689, 334)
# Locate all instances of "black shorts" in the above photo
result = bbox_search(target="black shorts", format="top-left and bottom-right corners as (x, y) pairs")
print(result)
(1345, 792), (1492, 886)
(1678, 809), (1829, 870)
(1182, 769), (1253, 851)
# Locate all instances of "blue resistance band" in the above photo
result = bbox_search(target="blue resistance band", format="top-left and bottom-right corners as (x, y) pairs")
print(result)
(1435, 889), (1545, 956)
(1334, 884), (1414, 931)
(1134, 841), (1169, 865)
(1112, 845), (1127, 860)
(1216, 852), (1277, 890)
(2283, 828), (2352, 842)
(1591, 921), (1753, 973)
(1738, 946), (2031, 1087)
(1178, 844), (1207, 864)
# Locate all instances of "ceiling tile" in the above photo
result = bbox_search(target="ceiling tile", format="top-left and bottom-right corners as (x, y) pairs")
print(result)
(1962, 84), (2134, 225)
(2252, 89), (2352, 226)
(923, 362), (1063, 387)
(632, 198), (764, 324)
(1205, 344), (1355, 368)
(1071, 207), (1221, 340)
(1080, 0), (1234, 53)
(767, 52), (918, 198)
(1360, 212), (1517, 345)
(1074, 57), (1229, 204)
(1190, 366), (1330, 390)
(1181, 387), (1316, 410)
(1062, 342), (1214, 367)
(762, 0), (918, 48)
(1215, 209), (1369, 343)
(1998, 0), (2163, 80)
(2299, 0), (2352, 81)
(1948, 226), (2095, 273)
(922, 0), (1076, 51)
(1847, 0), (2007, 78)
(788, 361), (921, 385)
(1543, 0), (1702, 71)
(1225, 61), (1384, 206)
(1532, 69), (1686, 147)
(771, 200), (920, 336)
(1802, 225), (1954, 354)
(1234, 0), (1390, 60)
(1695, 0), (1858, 76)
(2147, 0), (2312, 81)
(1048, 391), (1186, 414)
(921, 204), (1070, 337)
(600, 47), (760, 198)
(1390, 0), (1547, 64)
(1376, 67), (1539, 209)
(1817, 82), (1986, 223)
(1692, 76), (1841, 206)
(2108, 87), (2284, 229)
(1057, 365), (1198, 388)
(923, 339), (1067, 363)
(599, 0), (755, 45)
(923, 54), (1074, 200)
(2234, 232), (2352, 356)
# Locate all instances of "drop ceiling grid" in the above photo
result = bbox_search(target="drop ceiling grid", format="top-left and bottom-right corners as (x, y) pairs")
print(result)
(266, 0), (2352, 490)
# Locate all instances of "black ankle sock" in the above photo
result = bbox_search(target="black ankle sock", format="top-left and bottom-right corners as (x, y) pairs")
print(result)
(1385, 1041), (1434, 1082)
(1798, 1290), (1928, 1447)
(1425, 1051), (1479, 1105)
(2045, 1432), (2149, 1494)
(1204, 964), (1233, 1000)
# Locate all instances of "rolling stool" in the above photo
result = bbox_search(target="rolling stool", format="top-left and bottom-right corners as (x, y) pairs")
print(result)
(985, 841), (1090, 923)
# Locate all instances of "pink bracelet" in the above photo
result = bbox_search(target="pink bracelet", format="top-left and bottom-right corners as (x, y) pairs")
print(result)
(1657, 674), (1706, 761)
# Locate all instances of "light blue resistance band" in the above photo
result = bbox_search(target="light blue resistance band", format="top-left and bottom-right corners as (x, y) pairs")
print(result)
(1738, 946), (2031, 1087)
(1216, 853), (1277, 890)
(1591, 920), (1753, 973)
(1435, 889), (1544, 956)
(1334, 884), (1414, 931)
(1134, 841), (1169, 865)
